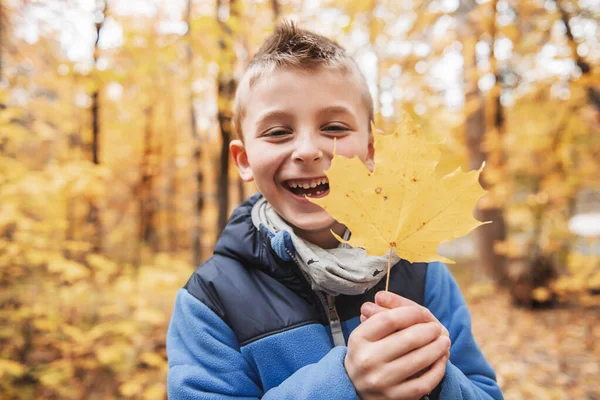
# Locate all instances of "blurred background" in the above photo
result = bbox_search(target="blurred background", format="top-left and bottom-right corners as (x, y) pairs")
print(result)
(0, 0), (599, 398)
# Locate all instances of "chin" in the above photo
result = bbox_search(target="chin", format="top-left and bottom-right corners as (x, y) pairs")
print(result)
(288, 211), (336, 233)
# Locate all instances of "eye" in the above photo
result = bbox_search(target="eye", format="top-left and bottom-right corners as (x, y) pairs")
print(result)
(263, 129), (291, 138)
(323, 125), (349, 132)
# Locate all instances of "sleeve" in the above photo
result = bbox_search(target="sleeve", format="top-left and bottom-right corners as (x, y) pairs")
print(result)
(425, 262), (504, 400)
(166, 289), (359, 400)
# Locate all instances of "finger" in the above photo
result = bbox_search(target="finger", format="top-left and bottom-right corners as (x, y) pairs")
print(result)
(373, 322), (442, 362)
(374, 293), (450, 338)
(370, 335), (449, 392)
(362, 303), (449, 339)
(406, 365), (429, 381)
(354, 306), (430, 342)
(388, 354), (448, 400)
(389, 335), (451, 383)
(360, 302), (387, 319)
(375, 291), (419, 309)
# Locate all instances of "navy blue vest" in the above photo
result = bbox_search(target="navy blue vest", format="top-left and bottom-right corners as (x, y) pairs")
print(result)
(184, 194), (442, 399)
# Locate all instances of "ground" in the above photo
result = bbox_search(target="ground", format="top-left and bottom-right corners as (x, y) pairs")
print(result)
(466, 287), (600, 400)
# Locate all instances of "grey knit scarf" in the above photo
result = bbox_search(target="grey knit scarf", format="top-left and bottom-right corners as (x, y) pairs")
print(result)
(251, 196), (399, 296)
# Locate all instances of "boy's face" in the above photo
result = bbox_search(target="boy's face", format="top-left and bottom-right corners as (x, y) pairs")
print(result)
(231, 67), (374, 244)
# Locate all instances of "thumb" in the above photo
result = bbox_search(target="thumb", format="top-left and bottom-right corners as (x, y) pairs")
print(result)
(375, 290), (418, 308)
(375, 291), (450, 338)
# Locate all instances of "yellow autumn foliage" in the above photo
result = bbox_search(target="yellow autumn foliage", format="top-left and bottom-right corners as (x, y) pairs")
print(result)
(1, 0), (598, 399)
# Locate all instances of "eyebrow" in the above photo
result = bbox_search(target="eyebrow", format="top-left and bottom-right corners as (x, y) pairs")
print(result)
(254, 105), (357, 132)
(317, 105), (355, 117)
(255, 109), (294, 129)
(318, 106), (358, 127)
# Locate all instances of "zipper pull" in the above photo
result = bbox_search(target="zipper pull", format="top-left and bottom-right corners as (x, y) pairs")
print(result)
(327, 294), (346, 347)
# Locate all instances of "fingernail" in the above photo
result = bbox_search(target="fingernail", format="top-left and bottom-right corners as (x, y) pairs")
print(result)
(441, 336), (451, 348)
(375, 291), (390, 304)
(362, 302), (375, 315)
(436, 323), (443, 335)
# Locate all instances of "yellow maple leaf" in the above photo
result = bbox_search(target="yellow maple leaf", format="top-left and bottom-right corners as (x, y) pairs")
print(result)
(309, 113), (488, 283)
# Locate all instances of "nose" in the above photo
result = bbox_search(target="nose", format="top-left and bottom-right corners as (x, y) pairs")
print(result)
(292, 133), (323, 163)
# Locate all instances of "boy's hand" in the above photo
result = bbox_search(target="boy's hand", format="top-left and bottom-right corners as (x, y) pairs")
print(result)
(345, 305), (451, 400)
(361, 291), (450, 340)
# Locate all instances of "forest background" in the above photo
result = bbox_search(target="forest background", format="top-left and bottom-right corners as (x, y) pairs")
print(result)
(1, 0), (599, 398)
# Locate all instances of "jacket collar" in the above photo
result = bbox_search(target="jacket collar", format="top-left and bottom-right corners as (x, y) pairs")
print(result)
(213, 193), (303, 285)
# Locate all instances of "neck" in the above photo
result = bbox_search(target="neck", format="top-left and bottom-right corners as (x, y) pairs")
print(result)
(294, 221), (346, 249)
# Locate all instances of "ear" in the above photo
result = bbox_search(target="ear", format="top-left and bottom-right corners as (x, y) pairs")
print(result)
(230, 139), (254, 182)
(365, 133), (375, 172)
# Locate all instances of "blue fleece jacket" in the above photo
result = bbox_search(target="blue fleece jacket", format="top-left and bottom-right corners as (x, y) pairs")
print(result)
(166, 195), (503, 399)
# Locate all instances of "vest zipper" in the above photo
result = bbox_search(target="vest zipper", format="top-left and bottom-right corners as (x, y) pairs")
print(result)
(283, 247), (346, 347)
(323, 292), (346, 347)
(279, 236), (428, 397)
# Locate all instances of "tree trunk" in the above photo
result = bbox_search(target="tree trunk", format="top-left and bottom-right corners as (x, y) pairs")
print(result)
(64, 74), (83, 261)
(488, 0), (504, 137)
(510, 0), (598, 306)
(554, 0), (595, 235)
(507, 0), (599, 306)
(136, 105), (157, 267)
(462, 16), (508, 284)
(216, 0), (238, 234)
(90, 98), (99, 164)
(271, 0), (280, 22)
(166, 74), (178, 252)
(91, 0), (104, 164)
(555, 0), (598, 110)
(217, 107), (232, 233)
(186, 0), (204, 265)
(0, 0), (4, 82)
(555, 0), (590, 75)
(88, 0), (106, 253)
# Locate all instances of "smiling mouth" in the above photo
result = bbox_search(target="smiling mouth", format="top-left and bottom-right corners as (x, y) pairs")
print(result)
(284, 177), (330, 198)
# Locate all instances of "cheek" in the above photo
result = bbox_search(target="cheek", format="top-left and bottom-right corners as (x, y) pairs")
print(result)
(335, 136), (369, 160)
(247, 147), (284, 181)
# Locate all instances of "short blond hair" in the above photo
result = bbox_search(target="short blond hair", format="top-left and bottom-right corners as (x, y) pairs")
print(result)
(233, 21), (374, 139)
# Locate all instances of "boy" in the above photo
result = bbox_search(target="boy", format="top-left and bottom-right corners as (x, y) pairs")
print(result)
(167, 22), (503, 400)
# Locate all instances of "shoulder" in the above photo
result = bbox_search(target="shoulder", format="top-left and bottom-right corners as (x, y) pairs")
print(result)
(423, 262), (471, 328)
(184, 255), (250, 322)
(182, 255), (320, 346)
(423, 261), (462, 301)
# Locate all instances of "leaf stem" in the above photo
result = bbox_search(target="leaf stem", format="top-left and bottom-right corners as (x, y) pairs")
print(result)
(385, 247), (392, 291)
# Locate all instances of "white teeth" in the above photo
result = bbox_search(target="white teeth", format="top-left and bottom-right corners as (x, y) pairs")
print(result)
(287, 177), (329, 188)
